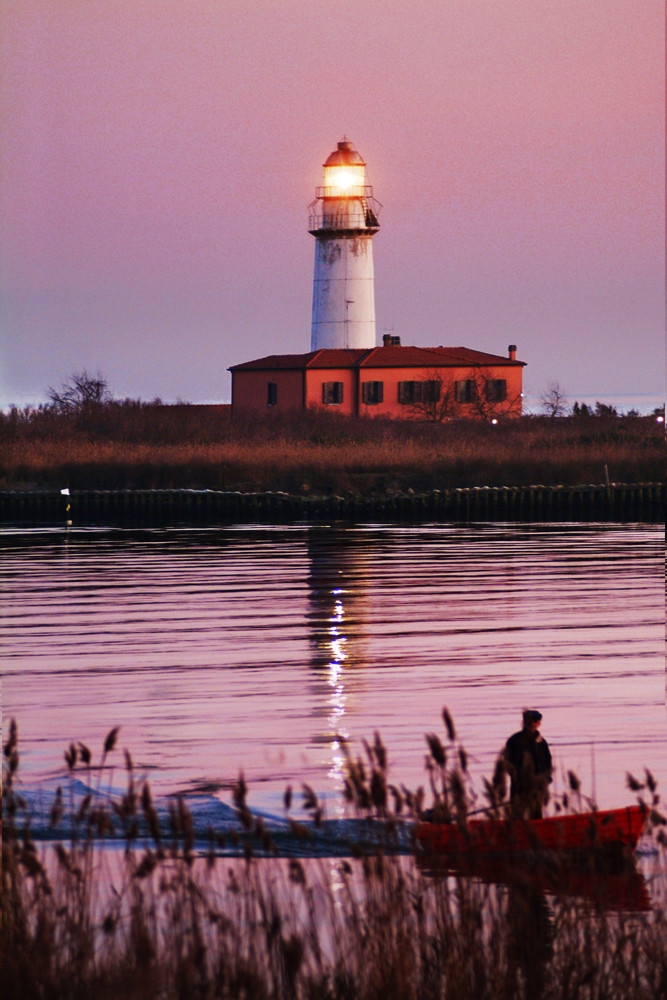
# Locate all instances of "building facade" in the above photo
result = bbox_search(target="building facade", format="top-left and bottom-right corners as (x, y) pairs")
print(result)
(230, 339), (524, 420)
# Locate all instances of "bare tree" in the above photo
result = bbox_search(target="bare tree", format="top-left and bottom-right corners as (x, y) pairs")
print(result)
(47, 370), (112, 412)
(399, 370), (456, 422)
(457, 367), (523, 421)
(400, 367), (521, 422)
(539, 381), (567, 419)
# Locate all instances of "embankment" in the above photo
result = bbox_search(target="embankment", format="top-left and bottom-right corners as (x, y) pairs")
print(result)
(1, 481), (662, 524)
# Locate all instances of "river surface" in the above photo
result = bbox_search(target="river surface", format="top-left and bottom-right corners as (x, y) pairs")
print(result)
(2, 522), (664, 836)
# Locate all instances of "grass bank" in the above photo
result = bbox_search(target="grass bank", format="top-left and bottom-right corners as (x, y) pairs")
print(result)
(3, 719), (667, 1000)
(1, 402), (663, 493)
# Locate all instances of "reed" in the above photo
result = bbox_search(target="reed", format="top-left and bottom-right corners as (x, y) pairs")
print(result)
(3, 718), (666, 1000)
(1, 403), (663, 491)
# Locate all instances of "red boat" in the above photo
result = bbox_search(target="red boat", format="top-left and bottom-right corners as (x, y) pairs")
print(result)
(416, 805), (646, 857)
(417, 852), (651, 912)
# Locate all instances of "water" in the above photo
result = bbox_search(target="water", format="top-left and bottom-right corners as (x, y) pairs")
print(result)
(2, 522), (664, 844)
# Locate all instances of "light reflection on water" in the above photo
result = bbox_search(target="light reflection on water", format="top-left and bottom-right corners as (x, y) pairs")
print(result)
(1, 523), (664, 816)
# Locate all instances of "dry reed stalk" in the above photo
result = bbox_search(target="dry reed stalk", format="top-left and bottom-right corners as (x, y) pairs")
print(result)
(3, 720), (667, 999)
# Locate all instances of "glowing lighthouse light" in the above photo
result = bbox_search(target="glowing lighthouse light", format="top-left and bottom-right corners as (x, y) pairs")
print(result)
(309, 138), (381, 351)
(323, 164), (365, 195)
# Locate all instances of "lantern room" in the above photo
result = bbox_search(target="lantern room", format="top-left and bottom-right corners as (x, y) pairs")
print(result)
(309, 138), (381, 233)
(322, 139), (367, 197)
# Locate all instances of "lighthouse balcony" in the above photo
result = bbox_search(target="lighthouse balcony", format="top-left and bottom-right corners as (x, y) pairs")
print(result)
(308, 194), (381, 233)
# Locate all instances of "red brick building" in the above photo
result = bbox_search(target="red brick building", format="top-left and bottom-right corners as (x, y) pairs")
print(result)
(230, 338), (524, 420)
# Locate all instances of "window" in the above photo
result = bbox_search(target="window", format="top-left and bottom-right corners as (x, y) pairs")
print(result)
(322, 381), (344, 405)
(455, 379), (477, 404)
(422, 380), (440, 403)
(485, 379), (507, 402)
(267, 382), (277, 406)
(398, 380), (441, 404)
(361, 380), (383, 404)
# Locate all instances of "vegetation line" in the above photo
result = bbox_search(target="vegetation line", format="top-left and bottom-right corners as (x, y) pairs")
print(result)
(1, 398), (664, 495)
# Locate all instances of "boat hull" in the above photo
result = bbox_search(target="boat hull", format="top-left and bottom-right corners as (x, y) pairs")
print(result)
(416, 805), (646, 857)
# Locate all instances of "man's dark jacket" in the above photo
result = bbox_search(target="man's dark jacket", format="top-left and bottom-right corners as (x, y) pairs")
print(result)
(504, 729), (552, 796)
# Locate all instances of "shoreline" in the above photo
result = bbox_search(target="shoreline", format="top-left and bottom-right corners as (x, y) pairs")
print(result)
(1, 481), (663, 525)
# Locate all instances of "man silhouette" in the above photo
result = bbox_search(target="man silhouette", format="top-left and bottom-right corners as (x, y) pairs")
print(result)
(504, 710), (553, 819)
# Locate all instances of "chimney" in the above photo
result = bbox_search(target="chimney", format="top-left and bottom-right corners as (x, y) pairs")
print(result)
(508, 344), (517, 361)
(391, 335), (401, 346)
(383, 333), (392, 347)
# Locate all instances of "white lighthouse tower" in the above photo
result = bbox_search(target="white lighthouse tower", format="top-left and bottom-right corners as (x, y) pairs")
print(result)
(309, 138), (381, 351)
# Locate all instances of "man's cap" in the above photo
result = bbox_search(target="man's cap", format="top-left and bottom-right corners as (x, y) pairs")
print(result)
(523, 709), (543, 723)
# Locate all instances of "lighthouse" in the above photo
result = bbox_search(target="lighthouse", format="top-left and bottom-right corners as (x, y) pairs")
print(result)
(309, 139), (381, 351)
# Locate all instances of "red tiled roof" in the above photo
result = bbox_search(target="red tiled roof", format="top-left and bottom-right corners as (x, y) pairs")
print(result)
(230, 349), (369, 371)
(307, 349), (370, 368)
(358, 346), (523, 367)
(229, 345), (524, 371)
(230, 352), (317, 371)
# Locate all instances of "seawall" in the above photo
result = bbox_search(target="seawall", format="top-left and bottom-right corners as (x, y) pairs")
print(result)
(0, 483), (663, 525)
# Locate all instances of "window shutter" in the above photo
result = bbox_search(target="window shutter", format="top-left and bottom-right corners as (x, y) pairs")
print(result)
(362, 381), (383, 404)
(485, 379), (507, 402)
(455, 379), (477, 403)
(323, 382), (343, 404)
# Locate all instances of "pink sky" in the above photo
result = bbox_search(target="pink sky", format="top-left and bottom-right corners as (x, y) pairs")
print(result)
(1, 1), (664, 409)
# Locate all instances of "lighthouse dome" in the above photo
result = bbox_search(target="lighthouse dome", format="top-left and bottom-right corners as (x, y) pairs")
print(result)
(324, 139), (366, 167)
